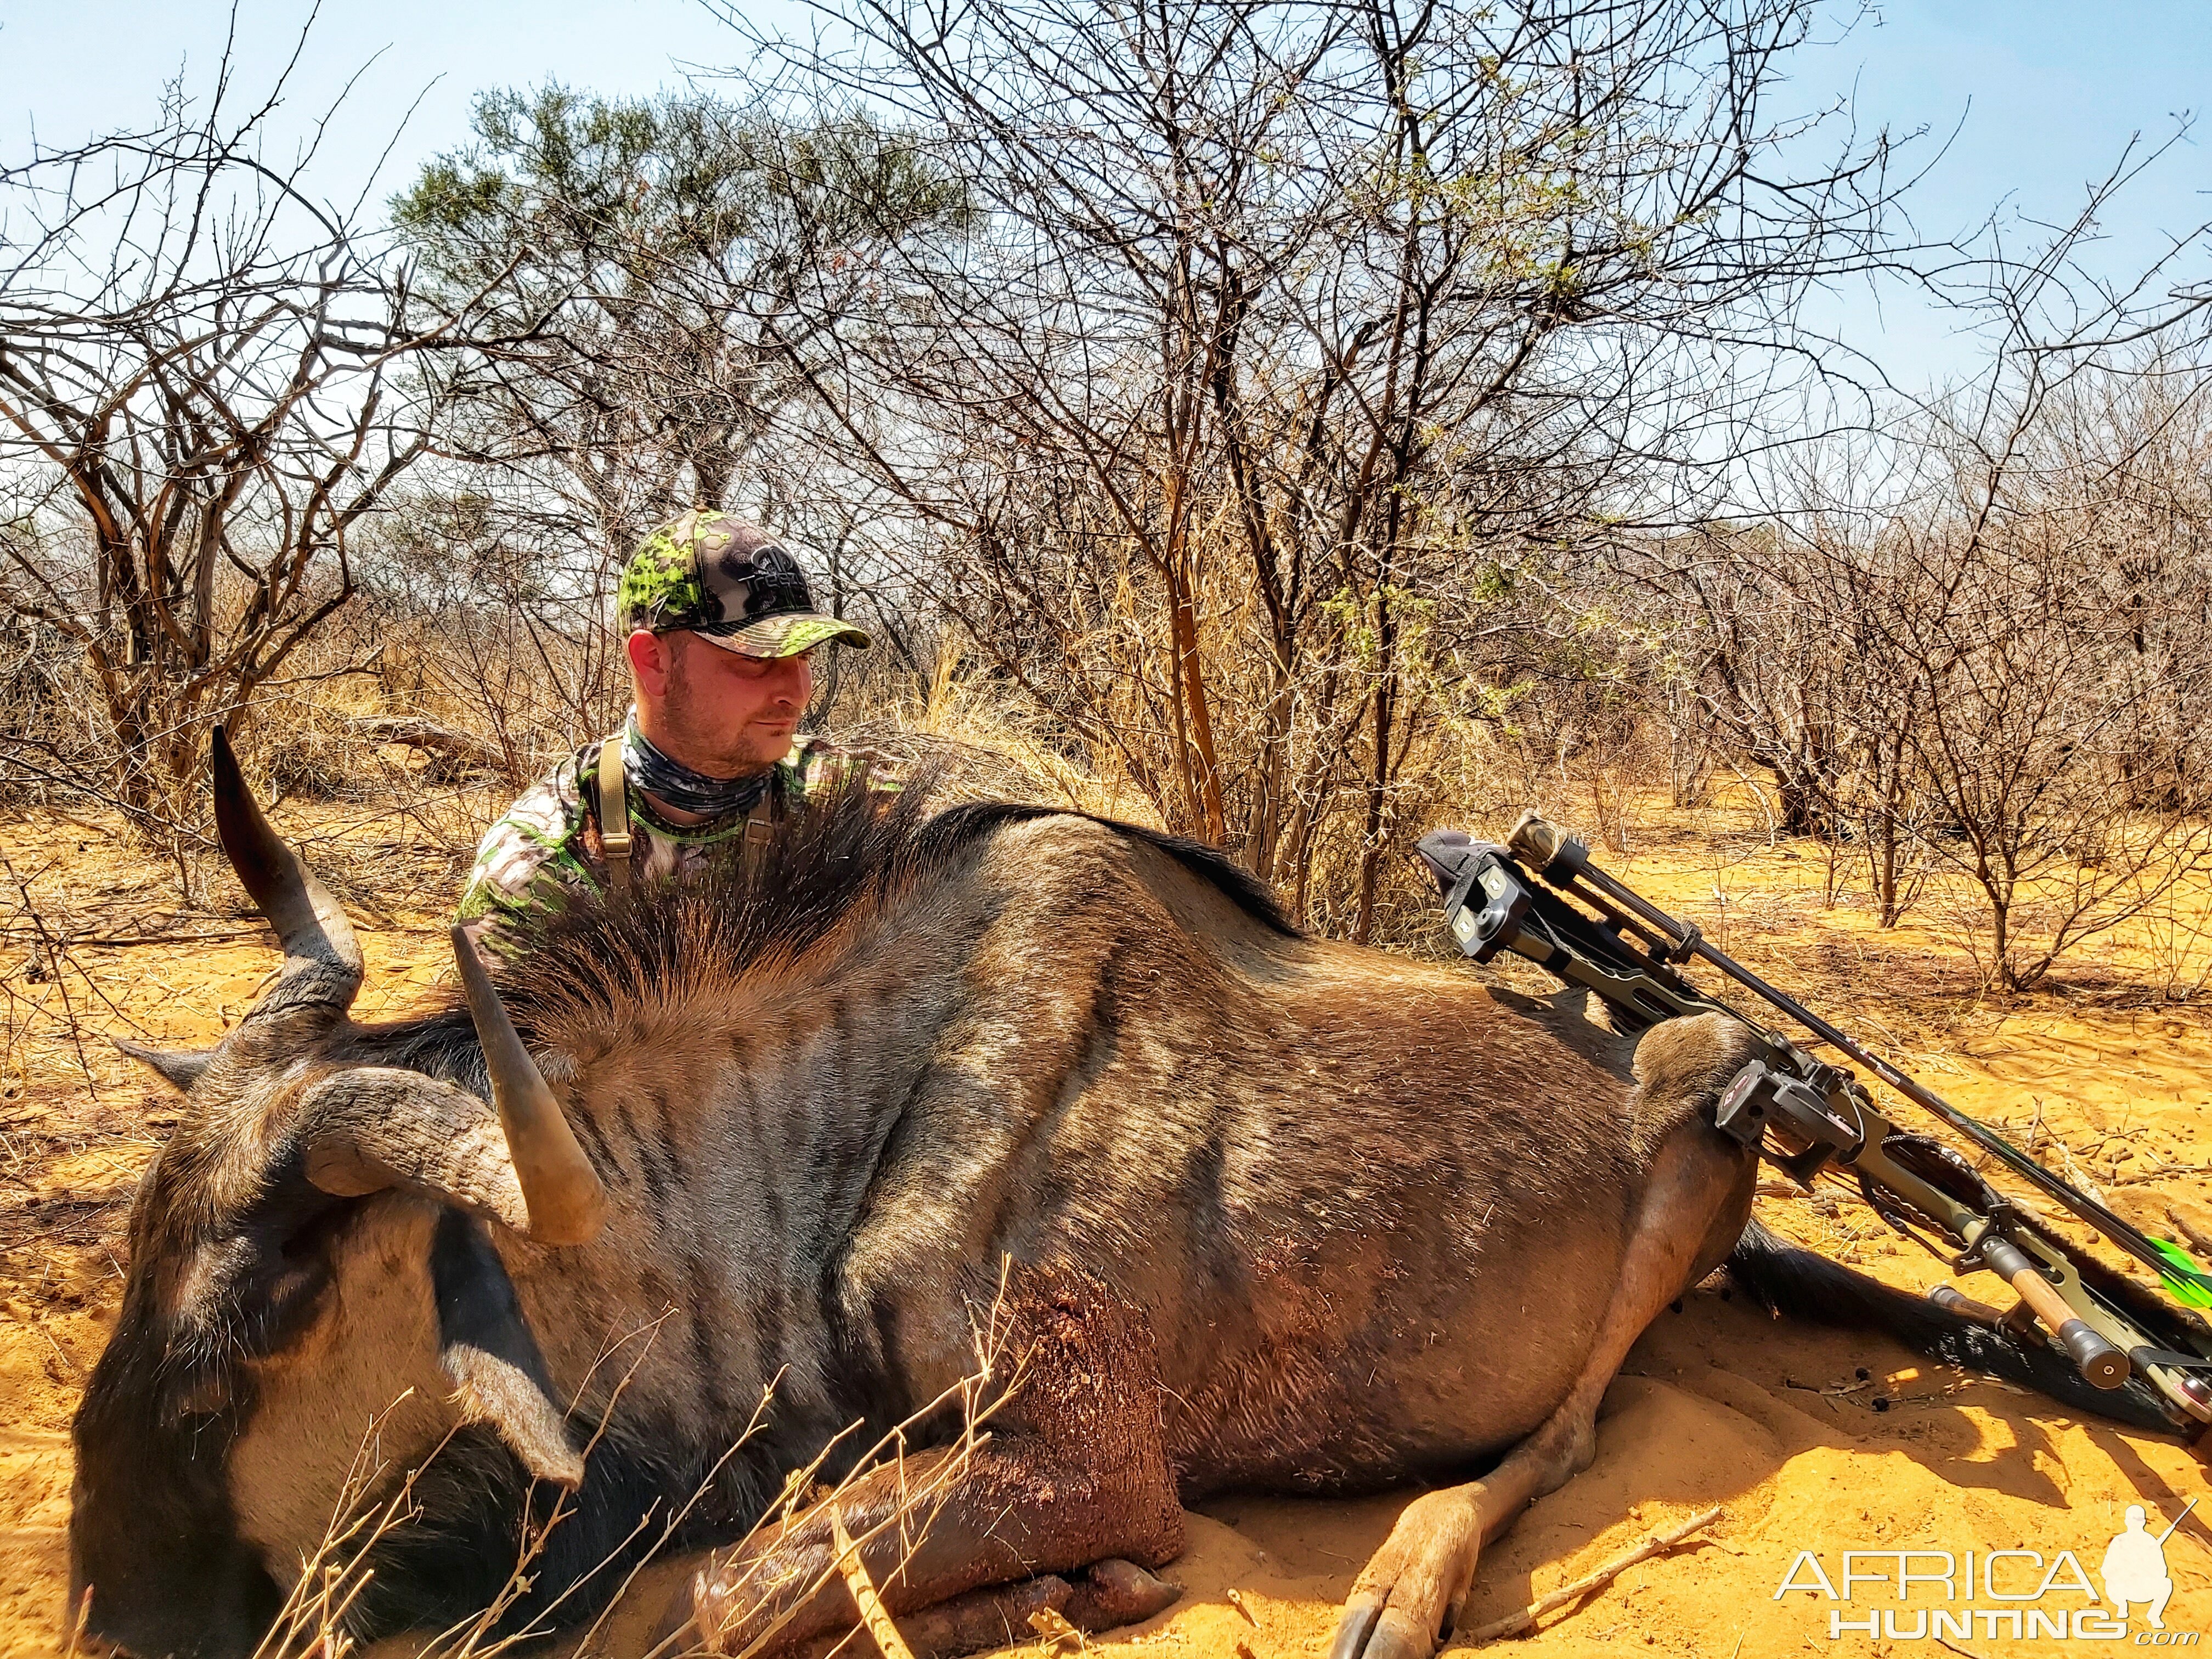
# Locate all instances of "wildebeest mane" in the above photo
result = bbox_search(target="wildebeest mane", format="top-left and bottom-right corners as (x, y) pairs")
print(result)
(371, 765), (1294, 1074)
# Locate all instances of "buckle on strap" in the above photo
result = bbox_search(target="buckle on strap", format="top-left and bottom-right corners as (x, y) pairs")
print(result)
(595, 737), (633, 894)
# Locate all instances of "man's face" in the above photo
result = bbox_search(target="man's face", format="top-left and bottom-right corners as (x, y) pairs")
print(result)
(637, 630), (814, 774)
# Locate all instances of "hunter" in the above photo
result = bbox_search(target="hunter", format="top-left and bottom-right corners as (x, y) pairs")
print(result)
(457, 510), (881, 951)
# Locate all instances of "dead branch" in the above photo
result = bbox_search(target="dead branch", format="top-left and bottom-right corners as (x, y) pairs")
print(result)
(830, 1507), (917, 1659)
(1466, 1504), (1724, 1642)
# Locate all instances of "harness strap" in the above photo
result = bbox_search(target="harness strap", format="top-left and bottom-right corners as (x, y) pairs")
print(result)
(596, 737), (633, 896)
(600, 737), (793, 888)
(741, 757), (795, 854)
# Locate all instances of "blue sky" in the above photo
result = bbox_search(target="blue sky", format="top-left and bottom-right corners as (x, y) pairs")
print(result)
(0, 0), (774, 206)
(3, 0), (2207, 393)
(1784, 1), (2212, 388)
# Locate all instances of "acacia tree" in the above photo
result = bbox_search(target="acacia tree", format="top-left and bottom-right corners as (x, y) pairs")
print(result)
(0, 56), (468, 868)
(752, 0), (1912, 936)
(393, 86), (971, 564)
(1897, 364), (2212, 989)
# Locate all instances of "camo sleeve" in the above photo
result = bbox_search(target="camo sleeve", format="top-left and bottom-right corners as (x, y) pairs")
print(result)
(786, 733), (902, 799)
(455, 753), (601, 955)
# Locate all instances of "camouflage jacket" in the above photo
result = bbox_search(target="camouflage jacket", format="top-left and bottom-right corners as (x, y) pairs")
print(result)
(456, 720), (887, 952)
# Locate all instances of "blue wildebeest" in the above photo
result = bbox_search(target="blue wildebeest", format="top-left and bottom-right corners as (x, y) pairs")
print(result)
(71, 736), (2166, 1659)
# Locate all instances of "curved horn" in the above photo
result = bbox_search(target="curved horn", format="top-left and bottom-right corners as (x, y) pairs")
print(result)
(450, 927), (607, 1247)
(210, 727), (363, 1008)
(295, 1067), (531, 1233)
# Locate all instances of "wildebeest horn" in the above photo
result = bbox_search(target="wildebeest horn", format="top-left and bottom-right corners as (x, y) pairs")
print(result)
(210, 727), (363, 1008)
(294, 1068), (531, 1233)
(450, 926), (607, 1247)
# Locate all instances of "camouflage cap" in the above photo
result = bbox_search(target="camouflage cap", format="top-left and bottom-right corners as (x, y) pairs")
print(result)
(616, 510), (872, 657)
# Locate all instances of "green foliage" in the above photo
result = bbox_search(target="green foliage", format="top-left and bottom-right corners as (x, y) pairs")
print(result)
(394, 84), (970, 298)
(392, 84), (973, 527)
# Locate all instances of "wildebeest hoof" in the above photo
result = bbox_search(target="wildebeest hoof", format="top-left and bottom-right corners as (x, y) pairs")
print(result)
(1329, 1488), (1483, 1659)
(1065, 1558), (1181, 1629)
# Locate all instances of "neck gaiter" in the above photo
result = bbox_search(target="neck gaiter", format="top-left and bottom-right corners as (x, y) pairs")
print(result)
(623, 718), (774, 821)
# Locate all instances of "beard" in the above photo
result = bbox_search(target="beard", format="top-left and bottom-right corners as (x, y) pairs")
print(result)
(653, 642), (799, 776)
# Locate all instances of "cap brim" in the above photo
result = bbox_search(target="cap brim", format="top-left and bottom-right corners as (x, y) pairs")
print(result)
(692, 613), (872, 658)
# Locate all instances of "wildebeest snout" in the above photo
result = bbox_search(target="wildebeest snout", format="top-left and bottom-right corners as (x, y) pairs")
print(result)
(69, 1285), (283, 1659)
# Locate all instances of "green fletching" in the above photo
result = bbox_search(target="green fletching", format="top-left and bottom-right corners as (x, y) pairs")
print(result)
(2149, 1238), (2212, 1308)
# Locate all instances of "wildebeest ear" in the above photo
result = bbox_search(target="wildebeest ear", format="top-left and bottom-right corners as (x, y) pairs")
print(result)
(430, 1209), (585, 1489)
(292, 1068), (531, 1234)
(115, 1038), (215, 1093)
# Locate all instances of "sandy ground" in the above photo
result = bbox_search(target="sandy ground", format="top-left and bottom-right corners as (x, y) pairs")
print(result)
(2, 796), (2209, 1658)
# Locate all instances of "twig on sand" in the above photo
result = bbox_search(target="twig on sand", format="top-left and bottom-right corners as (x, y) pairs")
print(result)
(1465, 1505), (1724, 1643)
(0, 925), (266, 947)
(3, 1298), (80, 1376)
(832, 1506), (917, 1659)
(2132, 1172), (2212, 1204)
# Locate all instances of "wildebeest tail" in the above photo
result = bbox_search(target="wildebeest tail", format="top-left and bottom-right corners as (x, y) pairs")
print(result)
(1726, 1218), (2176, 1432)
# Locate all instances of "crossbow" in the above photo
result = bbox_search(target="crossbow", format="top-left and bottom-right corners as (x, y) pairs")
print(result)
(1418, 814), (2212, 1453)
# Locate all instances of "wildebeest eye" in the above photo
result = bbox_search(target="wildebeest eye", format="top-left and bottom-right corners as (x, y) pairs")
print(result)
(149, 1186), (364, 1427)
(170, 1369), (231, 1420)
(225, 1188), (359, 1359)
(275, 1190), (358, 1262)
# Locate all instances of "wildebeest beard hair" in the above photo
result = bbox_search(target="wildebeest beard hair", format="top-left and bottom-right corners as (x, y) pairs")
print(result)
(326, 769), (1297, 1639)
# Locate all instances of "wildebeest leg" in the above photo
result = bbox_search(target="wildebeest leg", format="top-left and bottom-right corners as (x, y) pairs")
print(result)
(1329, 1054), (1757, 1659)
(677, 1266), (1185, 1656)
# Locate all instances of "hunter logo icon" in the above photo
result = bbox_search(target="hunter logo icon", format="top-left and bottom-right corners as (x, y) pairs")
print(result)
(2103, 1500), (2194, 1630)
(706, 537), (812, 627)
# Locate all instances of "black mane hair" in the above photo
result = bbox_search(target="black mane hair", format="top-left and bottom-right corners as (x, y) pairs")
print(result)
(369, 767), (1295, 1073)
